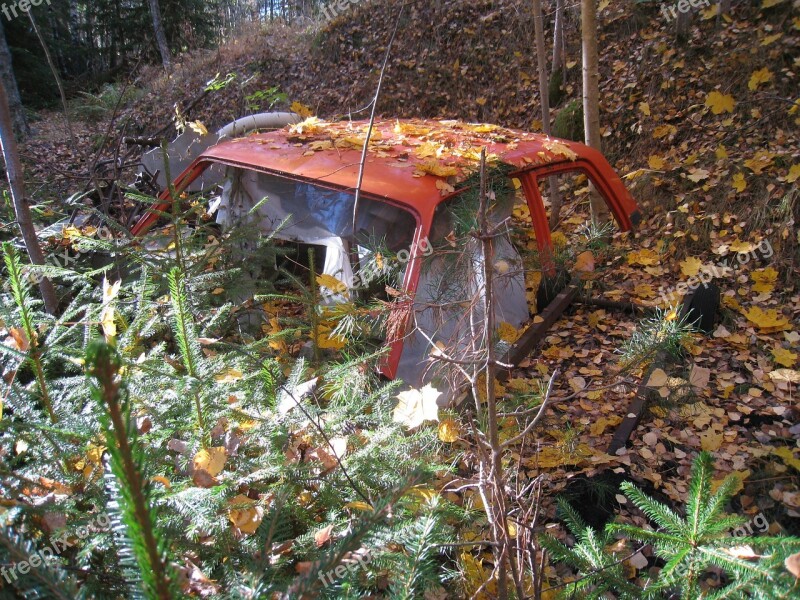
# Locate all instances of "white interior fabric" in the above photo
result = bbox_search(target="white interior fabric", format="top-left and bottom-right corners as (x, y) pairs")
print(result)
(216, 168), (415, 303)
(216, 167), (530, 405)
(395, 218), (529, 404)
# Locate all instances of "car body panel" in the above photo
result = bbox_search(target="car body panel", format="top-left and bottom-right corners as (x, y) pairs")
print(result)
(132, 118), (641, 391)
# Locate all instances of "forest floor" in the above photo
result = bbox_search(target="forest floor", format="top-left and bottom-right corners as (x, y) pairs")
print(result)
(12, 0), (800, 595)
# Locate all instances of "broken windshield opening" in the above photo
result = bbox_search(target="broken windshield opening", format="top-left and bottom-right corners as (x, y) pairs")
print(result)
(215, 168), (418, 301)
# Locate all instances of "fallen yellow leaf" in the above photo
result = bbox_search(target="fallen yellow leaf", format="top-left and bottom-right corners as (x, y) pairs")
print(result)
(705, 91), (735, 114)
(627, 248), (660, 266)
(194, 447), (227, 477)
(742, 307), (790, 331)
(680, 257), (703, 276)
(290, 101), (314, 118)
(748, 67), (772, 91)
(393, 384), (440, 429)
(438, 418), (461, 443)
(772, 348), (797, 367)
(773, 447), (800, 472)
(751, 267), (777, 293)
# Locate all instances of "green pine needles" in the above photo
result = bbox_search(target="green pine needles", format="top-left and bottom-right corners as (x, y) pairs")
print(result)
(167, 266), (206, 432)
(0, 194), (455, 597)
(544, 451), (800, 599)
(2, 242), (56, 422)
(86, 341), (178, 599)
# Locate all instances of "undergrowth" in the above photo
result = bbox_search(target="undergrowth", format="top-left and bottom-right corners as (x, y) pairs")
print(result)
(0, 190), (456, 598)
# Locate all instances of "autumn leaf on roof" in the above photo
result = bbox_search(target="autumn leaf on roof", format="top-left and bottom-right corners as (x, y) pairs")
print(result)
(290, 101), (314, 118)
(414, 159), (460, 178)
(468, 123), (499, 134)
(289, 116), (326, 135)
(393, 120), (431, 136)
(412, 140), (446, 159)
(308, 139), (333, 151)
(457, 146), (499, 163)
(335, 133), (382, 150)
(543, 139), (578, 161)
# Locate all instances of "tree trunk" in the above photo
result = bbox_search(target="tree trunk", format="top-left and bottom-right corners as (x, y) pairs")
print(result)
(580, 0), (605, 223)
(552, 0), (565, 76)
(533, 0), (563, 230)
(148, 0), (172, 70)
(0, 80), (58, 315)
(717, 0), (731, 26)
(676, 6), (692, 41)
(0, 22), (29, 141)
(27, 11), (76, 147)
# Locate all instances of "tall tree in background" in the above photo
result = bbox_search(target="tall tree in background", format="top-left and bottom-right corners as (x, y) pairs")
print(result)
(0, 22), (28, 141)
(27, 10), (76, 146)
(0, 80), (58, 314)
(549, 0), (565, 108)
(532, 0), (563, 228)
(149, 0), (172, 69)
(676, 6), (692, 41)
(552, 0), (565, 78)
(580, 0), (605, 222)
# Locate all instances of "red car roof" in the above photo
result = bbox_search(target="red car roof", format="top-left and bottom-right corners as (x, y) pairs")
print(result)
(198, 118), (597, 213)
(133, 117), (639, 238)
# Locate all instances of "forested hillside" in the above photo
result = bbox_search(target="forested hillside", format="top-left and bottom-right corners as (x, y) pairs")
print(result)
(1, 1), (798, 598)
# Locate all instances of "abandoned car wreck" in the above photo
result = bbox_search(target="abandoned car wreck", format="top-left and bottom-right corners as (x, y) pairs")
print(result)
(133, 117), (641, 403)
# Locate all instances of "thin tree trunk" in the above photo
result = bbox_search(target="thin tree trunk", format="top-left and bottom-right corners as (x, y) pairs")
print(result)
(533, 0), (550, 135)
(0, 80), (58, 315)
(533, 0), (563, 229)
(27, 11), (76, 147)
(148, 0), (172, 70)
(580, 0), (605, 222)
(676, 6), (692, 41)
(552, 0), (565, 76)
(0, 22), (28, 141)
(717, 0), (731, 26)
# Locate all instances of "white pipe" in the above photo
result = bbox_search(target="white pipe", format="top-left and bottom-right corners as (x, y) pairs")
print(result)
(216, 112), (301, 138)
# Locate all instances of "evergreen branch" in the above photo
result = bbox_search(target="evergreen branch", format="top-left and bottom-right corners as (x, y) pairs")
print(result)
(608, 523), (685, 547)
(699, 546), (780, 584)
(390, 501), (446, 599)
(698, 473), (740, 532)
(86, 341), (177, 600)
(2, 242), (56, 422)
(167, 267), (205, 431)
(616, 481), (686, 536)
(0, 526), (80, 599)
(686, 451), (714, 543)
